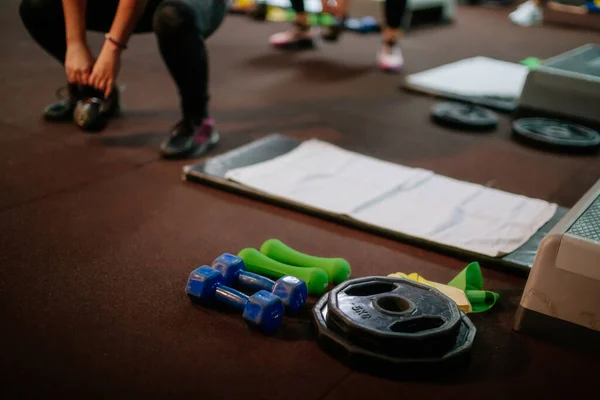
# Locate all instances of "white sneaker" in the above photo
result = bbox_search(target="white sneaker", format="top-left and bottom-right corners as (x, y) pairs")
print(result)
(509, 1), (543, 27)
(378, 45), (404, 72)
(269, 26), (315, 49)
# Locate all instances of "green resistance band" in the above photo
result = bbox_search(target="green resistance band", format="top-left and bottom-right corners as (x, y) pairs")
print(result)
(448, 262), (499, 313)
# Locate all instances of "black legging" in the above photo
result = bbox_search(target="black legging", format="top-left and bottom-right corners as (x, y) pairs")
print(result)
(19, 0), (226, 123)
(291, 0), (406, 29)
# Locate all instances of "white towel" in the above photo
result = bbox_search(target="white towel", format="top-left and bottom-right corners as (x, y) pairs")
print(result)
(405, 56), (530, 99)
(225, 139), (558, 257)
(225, 140), (433, 215)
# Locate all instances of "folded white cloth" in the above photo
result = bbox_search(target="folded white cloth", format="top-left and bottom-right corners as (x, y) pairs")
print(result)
(405, 56), (530, 99)
(225, 139), (558, 257)
(225, 140), (433, 215)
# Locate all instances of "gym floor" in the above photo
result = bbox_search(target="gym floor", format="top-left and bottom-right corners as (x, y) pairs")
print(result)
(2, 1), (599, 397)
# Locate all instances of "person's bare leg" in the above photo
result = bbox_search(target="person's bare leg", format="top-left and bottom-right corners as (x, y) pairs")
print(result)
(295, 10), (308, 27)
(382, 26), (402, 44)
(321, 0), (348, 41)
(377, 0), (406, 72)
(320, 0), (332, 15)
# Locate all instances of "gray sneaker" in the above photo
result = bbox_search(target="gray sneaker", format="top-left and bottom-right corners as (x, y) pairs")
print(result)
(160, 118), (220, 159)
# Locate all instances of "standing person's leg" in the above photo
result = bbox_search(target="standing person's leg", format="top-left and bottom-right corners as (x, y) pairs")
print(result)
(509, 0), (544, 27)
(153, 0), (227, 158)
(320, 0), (348, 42)
(18, 0), (121, 121)
(268, 0), (315, 49)
(378, 0), (406, 72)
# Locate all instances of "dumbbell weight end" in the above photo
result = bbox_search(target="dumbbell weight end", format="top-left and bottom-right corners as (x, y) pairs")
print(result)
(186, 266), (284, 334)
(214, 285), (283, 334)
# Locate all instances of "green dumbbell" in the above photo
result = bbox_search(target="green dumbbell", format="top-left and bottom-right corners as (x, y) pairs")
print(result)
(260, 239), (351, 285)
(237, 248), (329, 296)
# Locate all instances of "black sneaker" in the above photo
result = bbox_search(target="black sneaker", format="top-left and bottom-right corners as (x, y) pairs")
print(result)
(160, 118), (220, 159)
(321, 16), (346, 42)
(43, 85), (78, 121)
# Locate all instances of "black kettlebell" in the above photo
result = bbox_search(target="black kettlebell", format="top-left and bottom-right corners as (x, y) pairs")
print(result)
(73, 86), (108, 132)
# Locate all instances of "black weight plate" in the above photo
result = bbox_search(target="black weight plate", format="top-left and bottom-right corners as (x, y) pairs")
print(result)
(326, 276), (462, 357)
(512, 118), (600, 150)
(313, 292), (476, 367)
(431, 102), (498, 131)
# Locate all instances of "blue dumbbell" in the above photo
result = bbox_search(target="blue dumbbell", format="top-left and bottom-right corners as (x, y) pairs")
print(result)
(212, 253), (307, 314)
(186, 266), (284, 334)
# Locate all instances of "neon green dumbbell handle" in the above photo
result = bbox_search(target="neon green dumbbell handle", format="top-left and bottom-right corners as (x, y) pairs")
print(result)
(260, 239), (351, 285)
(238, 248), (329, 296)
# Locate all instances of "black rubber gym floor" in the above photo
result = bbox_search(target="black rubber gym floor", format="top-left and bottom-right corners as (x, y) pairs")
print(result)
(1, 1), (599, 398)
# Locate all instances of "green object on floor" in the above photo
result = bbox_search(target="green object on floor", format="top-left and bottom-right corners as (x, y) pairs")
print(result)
(285, 10), (335, 26)
(317, 13), (335, 26)
(448, 262), (499, 313)
(520, 57), (542, 70)
(260, 239), (351, 285)
(238, 248), (329, 296)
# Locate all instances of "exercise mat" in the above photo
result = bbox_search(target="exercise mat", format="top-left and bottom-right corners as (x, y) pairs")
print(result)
(183, 135), (567, 272)
(403, 57), (531, 112)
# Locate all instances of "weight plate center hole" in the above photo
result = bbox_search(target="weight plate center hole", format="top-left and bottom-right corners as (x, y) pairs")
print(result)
(373, 295), (415, 316)
(344, 282), (397, 297)
(542, 126), (572, 138)
(389, 316), (446, 333)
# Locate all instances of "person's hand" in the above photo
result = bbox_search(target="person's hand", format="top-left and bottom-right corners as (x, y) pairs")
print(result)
(65, 42), (94, 86)
(89, 42), (122, 98)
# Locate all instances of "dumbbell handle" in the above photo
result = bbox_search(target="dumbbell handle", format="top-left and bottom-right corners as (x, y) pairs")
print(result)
(213, 284), (249, 310)
(238, 271), (275, 293)
(238, 248), (328, 296)
(260, 239), (351, 285)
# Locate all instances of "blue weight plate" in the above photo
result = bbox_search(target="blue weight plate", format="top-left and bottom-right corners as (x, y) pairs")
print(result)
(326, 276), (463, 357)
(313, 292), (476, 366)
